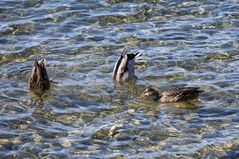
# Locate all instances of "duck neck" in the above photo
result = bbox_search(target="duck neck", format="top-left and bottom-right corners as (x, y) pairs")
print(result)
(127, 60), (136, 78)
(153, 91), (161, 101)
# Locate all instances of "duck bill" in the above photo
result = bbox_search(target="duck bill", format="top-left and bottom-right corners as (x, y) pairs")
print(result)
(134, 52), (141, 58)
(139, 93), (146, 99)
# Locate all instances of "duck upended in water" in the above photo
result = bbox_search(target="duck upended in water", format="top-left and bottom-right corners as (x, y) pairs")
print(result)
(140, 87), (203, 103)
(112, 48), (140, 82)
(29, 58), (50, 92)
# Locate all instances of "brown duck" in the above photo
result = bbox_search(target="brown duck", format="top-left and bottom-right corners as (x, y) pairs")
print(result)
(140, 87), (203, 103)
(29, 58), (50, 92)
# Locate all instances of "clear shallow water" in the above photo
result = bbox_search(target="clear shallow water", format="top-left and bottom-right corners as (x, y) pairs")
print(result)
(0, 0), (239, 158)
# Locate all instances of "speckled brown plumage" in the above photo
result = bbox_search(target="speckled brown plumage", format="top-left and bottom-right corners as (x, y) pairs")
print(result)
(29, 58), (50, 92)
(141, 87), (203, 103)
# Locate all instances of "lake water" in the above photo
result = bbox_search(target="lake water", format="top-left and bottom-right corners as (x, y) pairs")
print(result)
(0, 0), (239, 158)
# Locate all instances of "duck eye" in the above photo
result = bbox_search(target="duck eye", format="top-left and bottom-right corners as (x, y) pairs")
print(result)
(127, 54), (135, 60)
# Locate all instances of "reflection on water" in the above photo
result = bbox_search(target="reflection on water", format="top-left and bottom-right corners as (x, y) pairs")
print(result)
(0, 0), (239, 158)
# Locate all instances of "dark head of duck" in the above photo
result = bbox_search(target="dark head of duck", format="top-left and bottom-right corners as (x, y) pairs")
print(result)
(123, 52), (140, 77)
(29, 58), (50, 92)
(140, 88), (161, 101)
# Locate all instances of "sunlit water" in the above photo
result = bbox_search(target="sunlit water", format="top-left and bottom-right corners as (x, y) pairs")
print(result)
(0, 0), (239, 158)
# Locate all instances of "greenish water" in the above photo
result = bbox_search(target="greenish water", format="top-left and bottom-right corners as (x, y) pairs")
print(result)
(0, 0), (239, 158)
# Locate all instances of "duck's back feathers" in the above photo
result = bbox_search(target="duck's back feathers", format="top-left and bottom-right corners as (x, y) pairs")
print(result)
(29, 58), (50, 92)
(160, 87), (202, 103)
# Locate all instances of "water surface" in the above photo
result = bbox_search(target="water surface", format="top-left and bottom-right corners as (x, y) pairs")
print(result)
(0, 0), (239, 158)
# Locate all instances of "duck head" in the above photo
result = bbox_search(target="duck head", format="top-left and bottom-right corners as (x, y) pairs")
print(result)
(140, 88), (160, 101)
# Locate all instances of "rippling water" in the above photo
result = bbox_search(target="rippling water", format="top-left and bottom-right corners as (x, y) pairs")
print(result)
(0, 0), (239, 158)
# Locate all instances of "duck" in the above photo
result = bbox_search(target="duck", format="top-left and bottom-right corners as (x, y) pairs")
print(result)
(29, 58), (50, 92)
(140, 87), (203, 103)
(112, 48), (140, 82)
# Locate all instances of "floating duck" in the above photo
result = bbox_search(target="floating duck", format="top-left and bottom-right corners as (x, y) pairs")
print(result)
(140, 87), (203, 103)
(29, 58), (50, 92)
(112, 48), (140, 82)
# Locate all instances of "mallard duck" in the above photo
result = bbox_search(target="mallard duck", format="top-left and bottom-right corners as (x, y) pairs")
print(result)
(140, 87), (203, 103)
(112, 48), (140, 82)
(29, 58), (50, 92)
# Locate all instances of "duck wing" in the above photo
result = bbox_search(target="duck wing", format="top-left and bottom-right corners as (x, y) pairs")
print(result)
(29, 59), (50, 92)
(112, 48), (128, 81)
(160, 87), (202, 102)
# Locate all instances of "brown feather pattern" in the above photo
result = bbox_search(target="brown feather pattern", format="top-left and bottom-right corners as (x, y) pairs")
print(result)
(160, 87), (202, 103)
(29, 59), (50, 92)
(142, 87), (202, 103)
